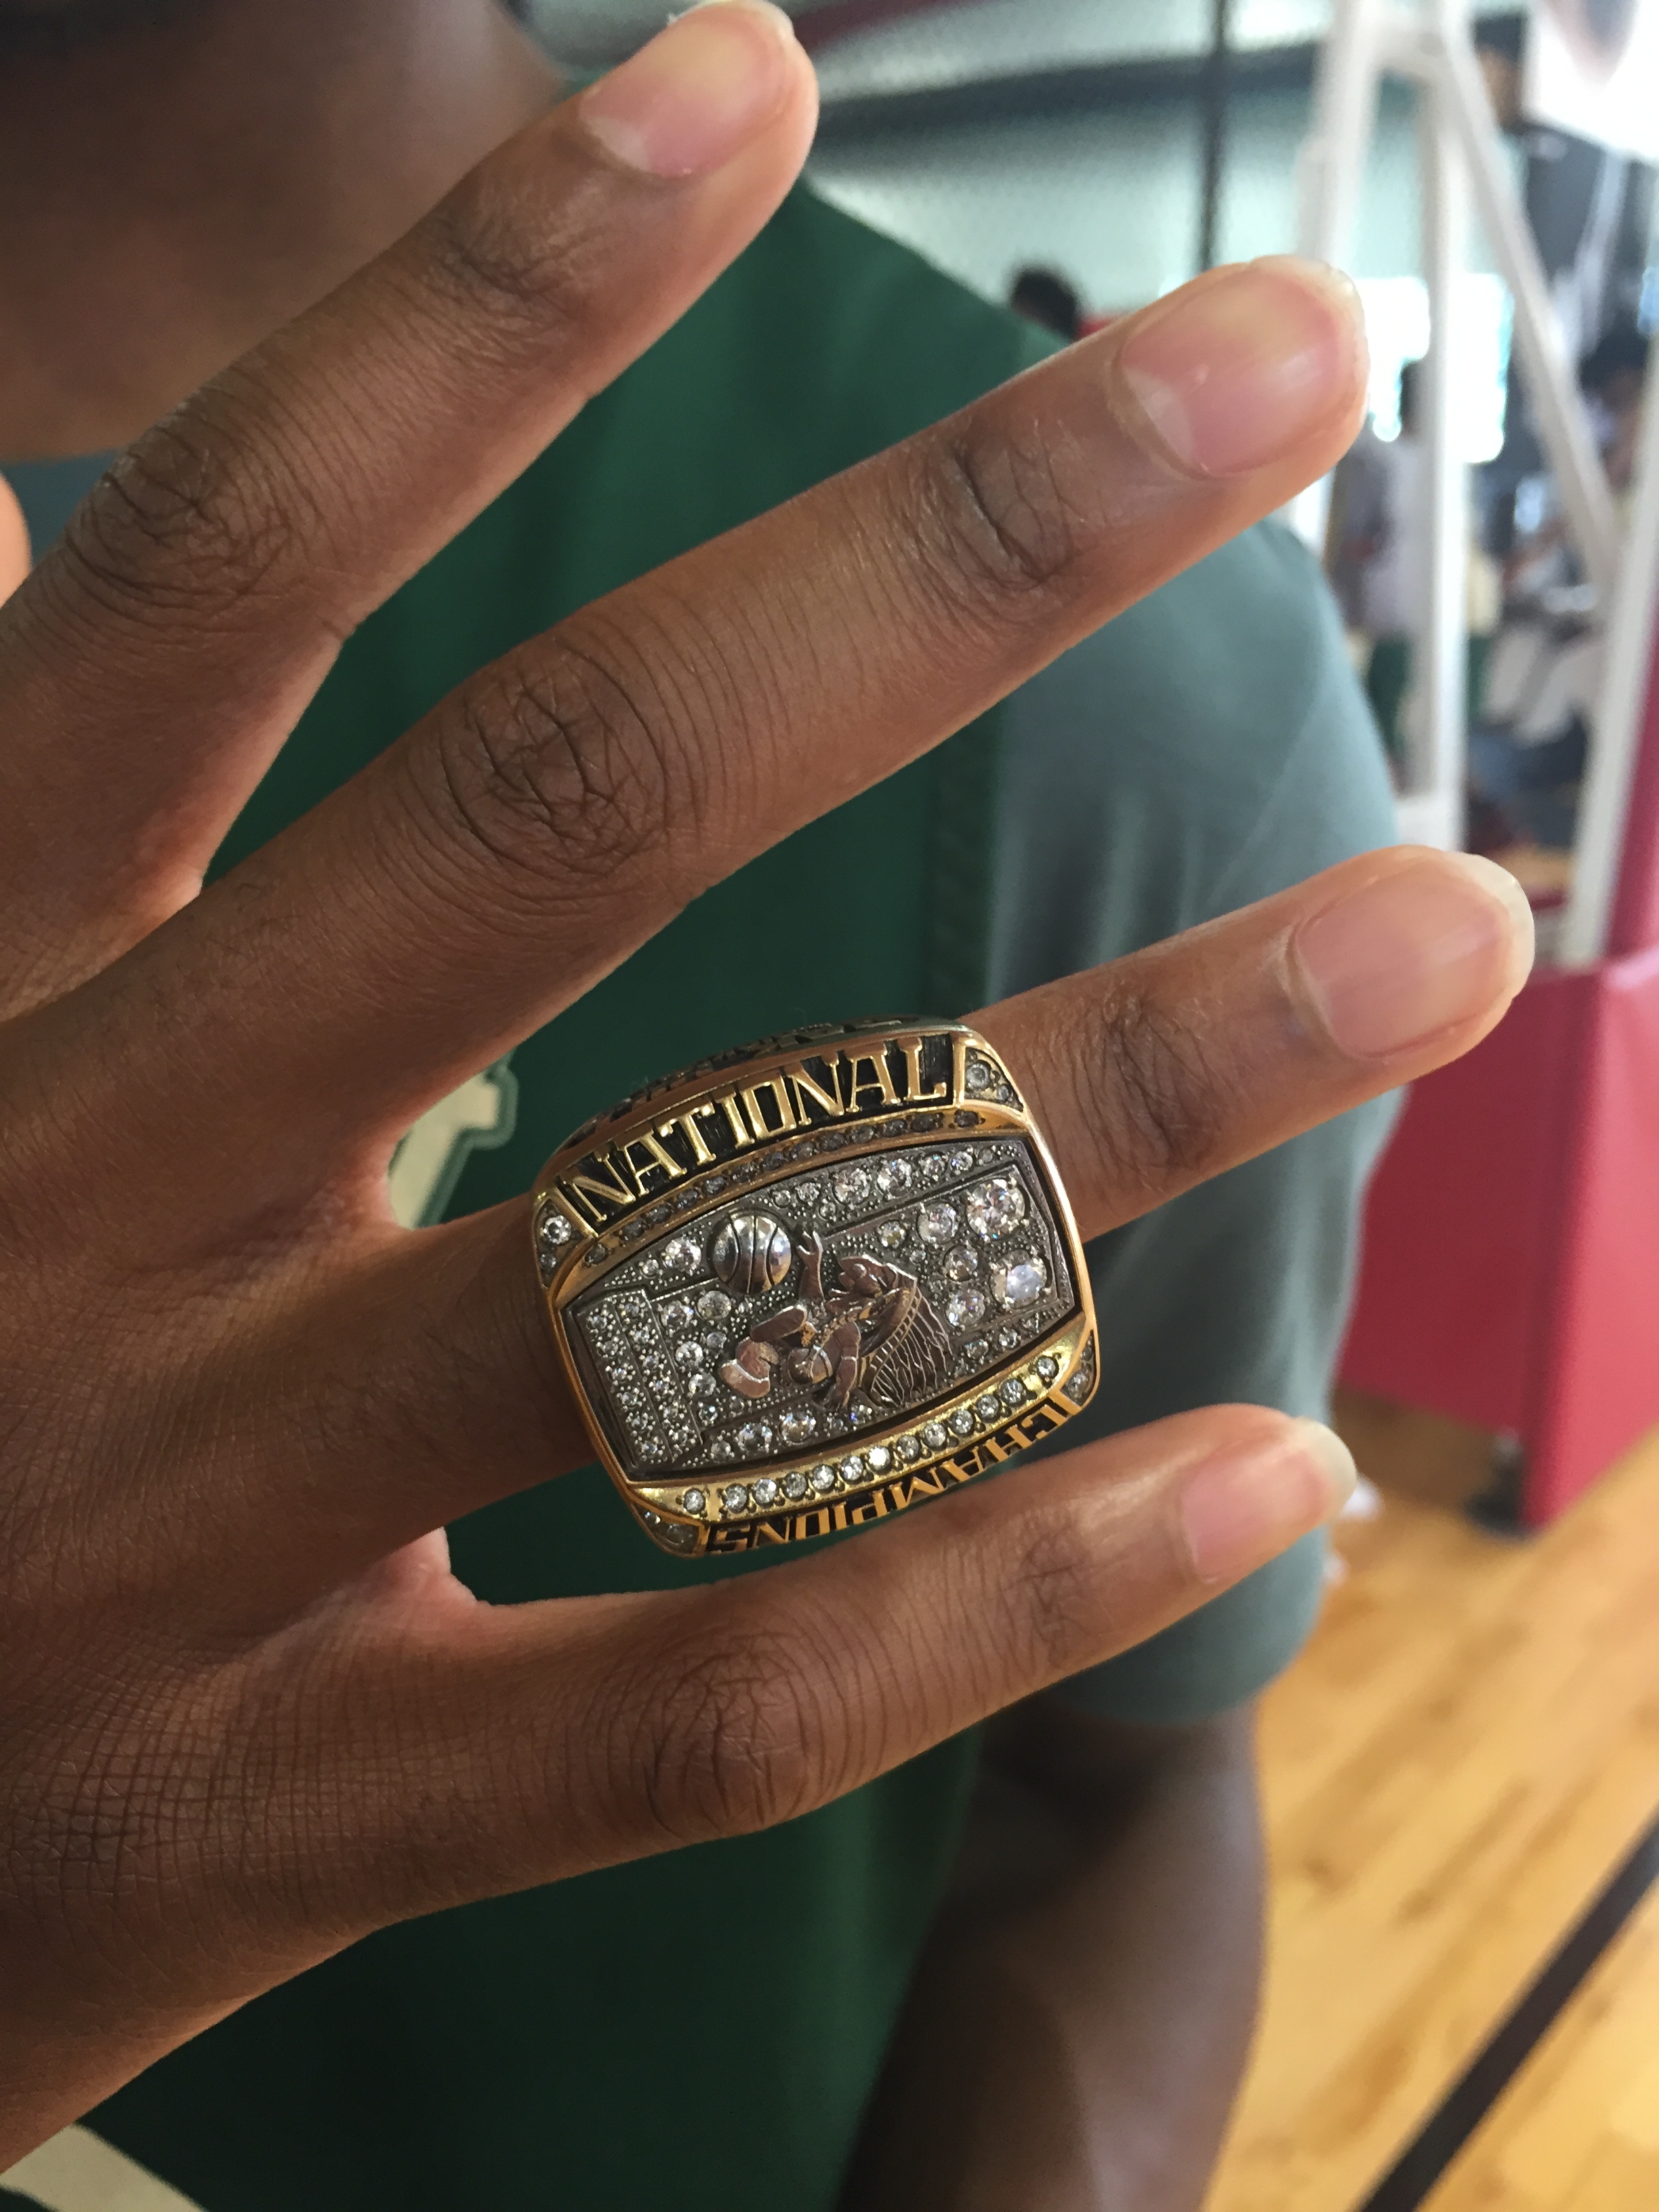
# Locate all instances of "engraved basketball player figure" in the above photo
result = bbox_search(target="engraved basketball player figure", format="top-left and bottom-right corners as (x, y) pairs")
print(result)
(717, 1223), (951, 1412)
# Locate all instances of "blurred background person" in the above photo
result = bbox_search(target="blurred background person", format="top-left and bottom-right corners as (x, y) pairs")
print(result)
(1010, 263), (1084, 342)
(1469, 325), (1649, 855)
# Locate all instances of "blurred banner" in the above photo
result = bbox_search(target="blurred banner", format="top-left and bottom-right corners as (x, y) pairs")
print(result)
(1524, 0), (1659, 165)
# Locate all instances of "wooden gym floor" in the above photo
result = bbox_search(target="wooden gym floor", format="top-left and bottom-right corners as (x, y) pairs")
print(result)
(1206, 1395), (1659, 2212)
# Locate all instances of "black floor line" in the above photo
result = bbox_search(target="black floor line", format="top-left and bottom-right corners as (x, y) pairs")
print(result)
(1355, 1805), (1659, 2212)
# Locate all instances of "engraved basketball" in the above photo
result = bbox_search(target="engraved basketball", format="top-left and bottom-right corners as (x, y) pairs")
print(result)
(712, 1214), (793, 1296)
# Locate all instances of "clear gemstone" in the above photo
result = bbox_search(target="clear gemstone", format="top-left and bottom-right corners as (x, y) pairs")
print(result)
(949, 1149), (975, 1174)
(1036, 1355), (1059, 1382)
(705, 1176), (726, 1194)
(963, 1338), (989, 1363)
(689, 1371), (718, 1401)
(1001, 1377), (1029, 1408)
(897, 1435), (920, 1463)
(783, 1469), (810, 1500)
(737, 1421), (774, 1456)
(674, 1339), (705, 1370)
(866, 1446), (893, 1474)
(681, 1488), (707, 1515)
(663, 1235), (702, 1277)
(943, 1244), (979, 1282)
(945, 1286), (987, 1331)
(536, 1208), (574, 1252)
(630, 1326), (655, 1347)
(792, 1140), (818, 1160)
(918, 1201), (958, 1246)
(977, 1394), (1001, 1422)
(780, 1408), (817, 1445)
(922, 1422), (948, 1452)
(878, 1218), (908, 1251)
(967, 1175), (1027, 1239)
(965, 1061), (991, 1091)
(647, 1204), (671, 1226)
(840, 1455), (865, 1483)
(752, 1477), (781, 1509)
(720, 1483), (750, 1514)
(874, 1158), (912, 1196)
(848, 1397), (876, 1426)
(996, 1325), (1021, 1351)
(794, 1181), (821, 1210)
(702, 1330), (726, 1353)
(695, 1290), (732, 1326)
(661, 1299), (693, 1332)
(712, 1437), (736, 1460)
(832, 1165), (871, 1206)
(695, 1402), (719, 1425)
(992, 1255), (1047, 1309)
(810, 1464), (837, 1494)
(922, 1153), (948, 1181)
(949, 1408), (976, 1437)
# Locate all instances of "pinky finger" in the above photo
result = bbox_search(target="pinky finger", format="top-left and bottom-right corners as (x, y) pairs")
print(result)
(326, 1403), (1357, 1914)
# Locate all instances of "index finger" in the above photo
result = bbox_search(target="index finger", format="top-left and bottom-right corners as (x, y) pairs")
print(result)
(0, 0), (817, 997)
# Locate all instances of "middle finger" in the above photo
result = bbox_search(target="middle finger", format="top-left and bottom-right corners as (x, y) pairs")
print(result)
(74, 254), (1369, 1215)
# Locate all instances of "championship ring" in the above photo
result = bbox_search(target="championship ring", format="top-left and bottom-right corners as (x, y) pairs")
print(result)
(531, 1021), (1099, 1556)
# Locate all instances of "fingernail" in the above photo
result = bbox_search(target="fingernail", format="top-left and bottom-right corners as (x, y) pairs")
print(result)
(1182, 1420), (1355, 1584)
(581, 1), (798, 180)
(1115, 256), (1363, 477)
(1292, 853), (1535, 1061)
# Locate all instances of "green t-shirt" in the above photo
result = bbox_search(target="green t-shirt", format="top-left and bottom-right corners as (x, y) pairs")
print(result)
(7, 189), (1393, 2212)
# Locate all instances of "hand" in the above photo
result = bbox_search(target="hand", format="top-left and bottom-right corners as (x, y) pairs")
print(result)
(0, 475), (24, 594)
(0, 0), (1532, 2158)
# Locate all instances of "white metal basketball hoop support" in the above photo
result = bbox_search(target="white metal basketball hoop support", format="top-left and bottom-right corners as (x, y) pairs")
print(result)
(1292, 0), (1652, 964)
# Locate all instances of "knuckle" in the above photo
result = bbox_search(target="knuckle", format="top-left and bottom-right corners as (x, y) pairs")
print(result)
(422, 162), (611, 354)
(602, 1622), (846, 1849)
(912, 417), (1098, 616)
(422, 623), (697, 900)
(1084, 984), (1231, 1196)
(994, 1502), (1112, 1681)
(52, 401), (314, 626)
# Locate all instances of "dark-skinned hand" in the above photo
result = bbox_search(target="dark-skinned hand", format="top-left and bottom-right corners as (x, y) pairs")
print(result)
(0, 0), (1532, 2159)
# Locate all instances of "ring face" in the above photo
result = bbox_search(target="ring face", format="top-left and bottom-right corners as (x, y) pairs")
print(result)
(532, 1021), (1098, 1555)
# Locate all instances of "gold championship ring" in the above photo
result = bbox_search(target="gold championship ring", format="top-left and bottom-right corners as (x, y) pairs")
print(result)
(531, 1021), (1099, 1556)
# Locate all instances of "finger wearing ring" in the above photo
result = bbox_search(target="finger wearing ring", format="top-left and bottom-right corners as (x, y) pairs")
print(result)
(532, 1021), (1098, 1554)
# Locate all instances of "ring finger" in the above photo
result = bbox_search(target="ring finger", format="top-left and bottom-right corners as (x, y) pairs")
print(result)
(169, 841), (1532, 1612)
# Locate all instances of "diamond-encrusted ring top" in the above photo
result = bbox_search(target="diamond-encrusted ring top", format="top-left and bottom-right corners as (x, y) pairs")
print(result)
(531, 1020), (1098, 1557)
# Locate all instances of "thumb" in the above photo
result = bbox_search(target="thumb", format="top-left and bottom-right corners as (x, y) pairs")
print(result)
(0, 475), (29, 602)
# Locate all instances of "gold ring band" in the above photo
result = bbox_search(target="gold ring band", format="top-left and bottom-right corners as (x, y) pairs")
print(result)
(532, 1021), (1098, 1556)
